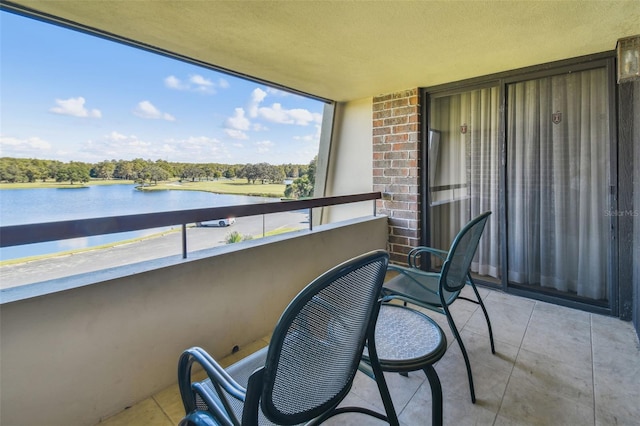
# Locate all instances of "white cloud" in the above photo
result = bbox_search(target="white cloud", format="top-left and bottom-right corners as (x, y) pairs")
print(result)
(79, 132), (228, 163)
(287, 108), (323, 125)
(294, 124), (322, 143)
(0, 135), (52, 157)
(255, 140), (273, 153)
(247, 90), (322, 126)
(107, 131), (129, 141)
(225, 108), (250, 130)
(190, 74), (213, 87)
(164, 75), (185, 90)
(189, 74), (216, 93)
(133, 101), (176, 121)
(248, 88), (268, 118)
(50, 97), (101, 118)
(164, 74), (229, 94)
(266, 87), (290, 97)
(225, 129), (249, 140)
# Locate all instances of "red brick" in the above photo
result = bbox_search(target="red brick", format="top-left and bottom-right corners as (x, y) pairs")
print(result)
(383, 116), (408, 126)
(385, 134), (408, 144)
(372, 143), (391, 152)
(384, 151), (408, 160)
(392, 106), (416, 117)
(392, 142), (417, 151)
(393, 123), (418, 133)
(384, 168), (409, 177)
(373, 159), (392, 168)
(373, 127), (391, 136)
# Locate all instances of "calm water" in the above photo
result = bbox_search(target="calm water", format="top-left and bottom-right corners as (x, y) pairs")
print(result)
(0, 184), (277, 260)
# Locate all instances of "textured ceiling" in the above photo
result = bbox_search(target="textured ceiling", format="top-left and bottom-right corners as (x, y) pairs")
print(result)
(3, 0), (640, 101)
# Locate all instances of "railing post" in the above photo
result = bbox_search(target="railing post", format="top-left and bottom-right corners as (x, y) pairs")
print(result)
(309, 208), (313, 231)
(182, 224), (187, 259)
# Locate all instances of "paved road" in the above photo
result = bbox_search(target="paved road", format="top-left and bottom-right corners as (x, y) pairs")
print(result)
(0, 211), (308, 289)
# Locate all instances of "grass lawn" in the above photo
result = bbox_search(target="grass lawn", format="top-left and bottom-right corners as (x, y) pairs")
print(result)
(141, 179), (286, 198)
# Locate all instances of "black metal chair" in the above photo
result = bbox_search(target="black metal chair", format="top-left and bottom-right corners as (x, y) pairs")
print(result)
(177, 250), (399, 425)
(382, 211), (495, 404)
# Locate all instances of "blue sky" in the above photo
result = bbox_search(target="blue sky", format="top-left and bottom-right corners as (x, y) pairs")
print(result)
(0, 11), (325, 165)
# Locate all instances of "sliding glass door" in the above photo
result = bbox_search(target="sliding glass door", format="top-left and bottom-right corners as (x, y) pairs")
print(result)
(506, 67), (613, 304)
(426, 62), (615, 309)
(428, 86), (501, 282)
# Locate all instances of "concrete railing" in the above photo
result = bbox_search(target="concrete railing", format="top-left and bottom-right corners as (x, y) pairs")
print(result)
(0, 215), (389, 426)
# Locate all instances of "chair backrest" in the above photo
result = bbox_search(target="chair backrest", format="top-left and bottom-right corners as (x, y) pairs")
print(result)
(441, 211), (491, 293)
(255, 250), (389, 425)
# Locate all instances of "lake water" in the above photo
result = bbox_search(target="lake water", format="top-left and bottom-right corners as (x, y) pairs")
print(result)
(0, 184), (278, 260)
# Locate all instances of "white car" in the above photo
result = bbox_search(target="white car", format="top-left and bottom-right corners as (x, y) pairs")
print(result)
(196, 217), (236, 227)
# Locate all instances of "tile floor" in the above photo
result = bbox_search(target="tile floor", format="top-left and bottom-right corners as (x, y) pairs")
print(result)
(99, 287), (640, 425)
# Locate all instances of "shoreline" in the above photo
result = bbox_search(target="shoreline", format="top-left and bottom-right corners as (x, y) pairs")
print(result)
(0, 179), (292, 266)
(0, 178), (287, 198)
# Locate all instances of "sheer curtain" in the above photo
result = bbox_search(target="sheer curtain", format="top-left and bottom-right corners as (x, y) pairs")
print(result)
(429, 87), (501, 279)
(506, 68), (611, 301)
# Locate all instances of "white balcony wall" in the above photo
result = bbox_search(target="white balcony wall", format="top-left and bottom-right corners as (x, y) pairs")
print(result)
(320, 98), (375, 223)
(0, 216), (388, 426)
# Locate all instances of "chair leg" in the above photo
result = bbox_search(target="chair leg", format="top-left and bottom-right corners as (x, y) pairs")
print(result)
(468, 278), (495, 354)
(443, 305), (476, 404)
(423, 365), (443, 426)
(368, 341), (400, 426)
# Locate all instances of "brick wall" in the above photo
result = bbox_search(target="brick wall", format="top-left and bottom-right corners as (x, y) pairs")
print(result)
(372, 88), (421, 264)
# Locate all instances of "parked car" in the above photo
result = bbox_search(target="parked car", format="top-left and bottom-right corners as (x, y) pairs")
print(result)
(195, 217), (236, 227)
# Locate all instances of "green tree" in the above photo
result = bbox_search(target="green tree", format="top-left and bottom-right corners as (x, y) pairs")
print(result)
(93, 160), (116, 179)
(145, 164), (171, 185)
(223, 166), (238, 179)
(240, 163), (259, 184)
(113, 160), (134, 180)
(0, 159), (24, 183)
(56, 162), (90, 184)
(182, 164), (204, 182)
(284, 175), (313, 199)
(155, 159), (175, 178)
(130, 158), (149, 180)
(307, 155), (317, 186)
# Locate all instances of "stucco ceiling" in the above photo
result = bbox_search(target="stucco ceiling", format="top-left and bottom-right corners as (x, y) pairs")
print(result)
(3, 0), (640, 102)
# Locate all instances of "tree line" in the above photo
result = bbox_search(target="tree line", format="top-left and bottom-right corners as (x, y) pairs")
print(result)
(0, 156), (317, 198)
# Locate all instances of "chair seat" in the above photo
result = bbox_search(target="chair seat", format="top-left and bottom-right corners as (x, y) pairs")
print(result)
(383, 268), (458, 308)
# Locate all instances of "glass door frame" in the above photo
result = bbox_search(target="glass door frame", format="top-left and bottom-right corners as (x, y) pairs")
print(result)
(421, 52), (619, 316)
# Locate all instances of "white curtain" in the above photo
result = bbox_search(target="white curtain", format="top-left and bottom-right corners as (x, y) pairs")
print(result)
(506, 68), (610, 301)
(429, 87), (501, 279)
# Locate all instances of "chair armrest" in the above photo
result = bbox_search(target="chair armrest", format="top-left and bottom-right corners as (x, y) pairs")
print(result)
(179, 410), (223, 426)
(408, 246), (448, 268)
(178, 346), (247, 423)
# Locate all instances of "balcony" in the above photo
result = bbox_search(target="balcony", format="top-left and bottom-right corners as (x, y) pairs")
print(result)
(2, 192), (639, 425)
(99, 286), (640, 425)
(4, 166), (636, 426)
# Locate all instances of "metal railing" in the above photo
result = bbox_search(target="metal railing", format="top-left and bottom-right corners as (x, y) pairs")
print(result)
(0, 192), (381, 258)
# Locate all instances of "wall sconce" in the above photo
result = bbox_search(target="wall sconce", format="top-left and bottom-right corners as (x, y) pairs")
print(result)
(616, 35), (640, 83)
